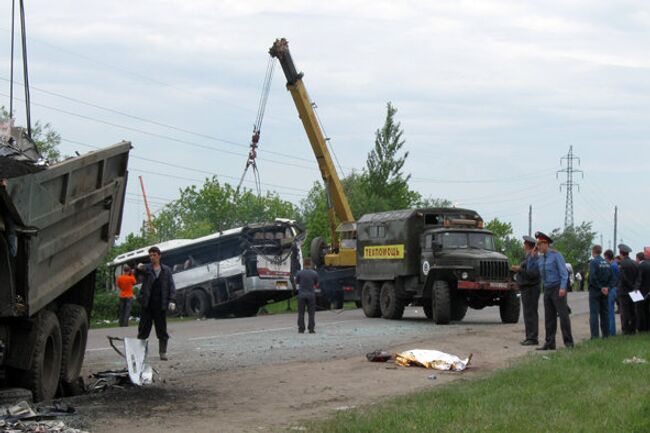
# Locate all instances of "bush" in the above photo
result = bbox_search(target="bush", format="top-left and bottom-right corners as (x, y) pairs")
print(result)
(92, 291), (141, 322)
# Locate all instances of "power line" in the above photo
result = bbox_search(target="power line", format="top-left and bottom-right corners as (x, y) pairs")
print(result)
(61, 137), (311, 194)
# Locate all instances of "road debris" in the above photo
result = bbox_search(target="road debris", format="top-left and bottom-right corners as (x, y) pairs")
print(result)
(0, 400), (85, 432)
(395, 350), (472, 371)
(366, 350), (394, 362)
(623, 356), (648, 364)
(107, 336), (155, 386)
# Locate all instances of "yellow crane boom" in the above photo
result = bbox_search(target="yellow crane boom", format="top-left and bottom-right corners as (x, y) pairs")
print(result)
(269, 38), (354, 251)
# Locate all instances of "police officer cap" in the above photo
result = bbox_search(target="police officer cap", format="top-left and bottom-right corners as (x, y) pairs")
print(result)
(523, 235), (536, 245)
(534, 231), (553, 244)
(618, 243), (632, 254)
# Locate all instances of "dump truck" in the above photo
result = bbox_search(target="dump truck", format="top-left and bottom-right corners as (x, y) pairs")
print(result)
(357, 208), (519, 324)
(0, 124), (130, 401)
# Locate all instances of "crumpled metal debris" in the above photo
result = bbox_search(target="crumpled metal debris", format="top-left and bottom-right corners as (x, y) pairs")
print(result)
(395, 349), (472, 371)
(0, 401), (84, 433)
(106, 336), (155, 386)
(623, 356), (648, 364)
(366, 350), (394, 362)
(87, 370), (131, 393)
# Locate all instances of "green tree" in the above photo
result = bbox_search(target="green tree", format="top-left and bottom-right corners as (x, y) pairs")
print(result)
(365, 102), (420, 210)
(153, 177), (300, 241)
(1, 105), (62, 161)
(485, 218), (524, 264)
(550, 222), (596, 274)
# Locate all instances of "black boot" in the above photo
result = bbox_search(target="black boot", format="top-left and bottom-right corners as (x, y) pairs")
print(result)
(159, 339), (168, 361)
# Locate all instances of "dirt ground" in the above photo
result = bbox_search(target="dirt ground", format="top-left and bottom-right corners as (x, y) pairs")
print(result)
(68, 296), (592, 433)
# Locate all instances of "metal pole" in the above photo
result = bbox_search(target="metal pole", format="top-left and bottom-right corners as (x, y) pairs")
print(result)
(528, 205), (532, 236)
(613, 207), (617, 249)
(9, 0), (15, 118)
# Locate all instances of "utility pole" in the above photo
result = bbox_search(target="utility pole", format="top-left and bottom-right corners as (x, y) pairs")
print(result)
(613, 206), (618, 249)
(600, 234), (604, 247)
(138, 176), (156, 235)
(528, 205), (532, 237)
(557, 146), (583, 229)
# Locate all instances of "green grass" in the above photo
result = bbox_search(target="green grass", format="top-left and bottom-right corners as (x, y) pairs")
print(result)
(306, 334), (650, 433)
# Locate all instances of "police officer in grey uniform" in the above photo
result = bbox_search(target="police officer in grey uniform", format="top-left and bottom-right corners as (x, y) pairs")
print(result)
(617, 244), (638, 335)
(511, 235), (541, 345)
(535, 232), (574, 350)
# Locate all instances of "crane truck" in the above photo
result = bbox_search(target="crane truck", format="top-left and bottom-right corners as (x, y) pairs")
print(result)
(0, 123), (130, 401)
(269, 38), (519, 324)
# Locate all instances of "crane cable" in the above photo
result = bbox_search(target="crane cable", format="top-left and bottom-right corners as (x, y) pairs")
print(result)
(236, 56), (276, 197)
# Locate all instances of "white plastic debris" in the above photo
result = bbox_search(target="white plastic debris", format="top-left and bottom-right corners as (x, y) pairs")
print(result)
(124, 338), (154, 385)
(623, 356), (648, 365)
(395, 349), (472, 371)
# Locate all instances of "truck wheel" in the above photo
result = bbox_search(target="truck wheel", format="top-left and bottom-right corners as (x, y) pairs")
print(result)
(380, 281), (405, 320)
(317, 296), (331, 310)
(450, 292), (469, 321)
(186, 289), (209, 317)
(423, 303), (433, 319)
(232, 302), (259, 318)
(310, 237), (326, 268)
(361, 281), (381, 318)
(431, 280), (451, 325)
(58, 304), (88, 384)
(500, 292), (520, 323)
(20, 311), (62, 402)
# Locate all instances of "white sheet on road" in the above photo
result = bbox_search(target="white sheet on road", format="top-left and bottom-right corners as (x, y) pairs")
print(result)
(124, 338), (153, 385)
(395, 349), (471, 371)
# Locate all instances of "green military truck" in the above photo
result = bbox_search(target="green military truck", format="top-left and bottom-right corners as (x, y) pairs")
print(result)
(0, 126), (130, 401)
(357, 208), (519, 324)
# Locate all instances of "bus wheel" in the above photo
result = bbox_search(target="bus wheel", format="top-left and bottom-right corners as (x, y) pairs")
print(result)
(186, 289), (209, 317)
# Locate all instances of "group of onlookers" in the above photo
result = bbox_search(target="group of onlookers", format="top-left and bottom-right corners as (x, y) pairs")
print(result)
(514, 233), (650, 349)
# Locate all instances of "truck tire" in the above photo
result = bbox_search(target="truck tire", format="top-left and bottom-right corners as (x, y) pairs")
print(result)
(310, 237), (326, 268)
(431, 280), (451, 325)
(232, 302), (259, 318)
(58, 304), (88, 384)
(500, 292), (520, 323)
(186, 289), (209, 317)
(317, 296), (331, 310)
(0, 388), (32, 405)
(361, 281), (381, 318)
(380, 281), (405, 320)
(20, 311), (62, 402)
(450, 292), (469, 321)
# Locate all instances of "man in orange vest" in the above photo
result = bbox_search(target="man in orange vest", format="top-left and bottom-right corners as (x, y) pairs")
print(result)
(116, 264), (137, 327)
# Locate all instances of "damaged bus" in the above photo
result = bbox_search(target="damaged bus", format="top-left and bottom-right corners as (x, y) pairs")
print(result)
(108, 219), (304, 318)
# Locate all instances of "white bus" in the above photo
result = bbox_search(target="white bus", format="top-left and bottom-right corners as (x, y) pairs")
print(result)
(108, 219), (304, 317)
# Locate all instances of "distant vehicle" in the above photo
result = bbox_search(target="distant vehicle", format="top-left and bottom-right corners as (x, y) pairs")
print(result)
(108, 219), (304, 318)
(356, 208), (519, 324)
(0, 122), (130, 401)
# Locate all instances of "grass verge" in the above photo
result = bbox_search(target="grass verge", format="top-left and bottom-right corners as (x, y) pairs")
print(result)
(306, 334), (650, 433)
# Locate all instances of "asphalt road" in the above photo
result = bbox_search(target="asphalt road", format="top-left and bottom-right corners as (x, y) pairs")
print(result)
(84, 292), (590, 375)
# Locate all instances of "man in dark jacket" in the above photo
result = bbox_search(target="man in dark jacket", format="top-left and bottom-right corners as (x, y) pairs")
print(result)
(634, 251), (650, 332)
(617, 244), (638, 335)
(136, 246), (176, 360)
(295, 265), (319, 334)
(511, 235), (541, 345)
(588, 245), (612, 338)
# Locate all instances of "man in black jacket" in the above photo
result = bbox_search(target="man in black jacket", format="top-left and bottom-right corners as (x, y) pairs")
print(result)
(588, 245), (612, 338)
(511, 236), (541, 346)
(617, 244), (639, 335)
(634, 251), (650, 332)
(136, 246), (176, 360)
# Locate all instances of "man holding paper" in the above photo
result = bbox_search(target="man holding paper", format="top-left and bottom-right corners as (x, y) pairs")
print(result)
(634, 251), (650, 332)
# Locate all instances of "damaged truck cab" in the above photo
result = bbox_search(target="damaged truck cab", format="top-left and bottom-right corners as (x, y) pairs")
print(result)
(357, 208), (519, 324)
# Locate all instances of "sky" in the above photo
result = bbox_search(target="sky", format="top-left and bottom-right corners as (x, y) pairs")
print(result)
(1, 0), (648, 253)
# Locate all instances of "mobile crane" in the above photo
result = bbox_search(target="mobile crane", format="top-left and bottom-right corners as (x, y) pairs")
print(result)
(269, 38), (359, 307)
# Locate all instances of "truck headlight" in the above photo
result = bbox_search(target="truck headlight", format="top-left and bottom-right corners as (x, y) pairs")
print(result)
(461, 272), (469, 280)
